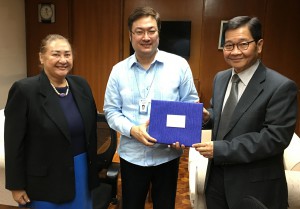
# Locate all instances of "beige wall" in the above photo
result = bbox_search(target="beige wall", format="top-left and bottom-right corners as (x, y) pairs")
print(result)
(0, 0), (27, 109)
(0, 1), (25, 203)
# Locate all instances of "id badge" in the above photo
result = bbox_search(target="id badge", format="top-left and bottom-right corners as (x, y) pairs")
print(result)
(139, 99), (149, 114)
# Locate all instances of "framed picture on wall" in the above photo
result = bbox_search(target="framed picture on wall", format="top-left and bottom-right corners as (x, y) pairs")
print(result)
(218, 20), (228, 50)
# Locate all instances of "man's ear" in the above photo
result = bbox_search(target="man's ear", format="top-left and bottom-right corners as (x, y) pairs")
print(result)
(257, 39), (264, 54)
(129, 31), (132, 42)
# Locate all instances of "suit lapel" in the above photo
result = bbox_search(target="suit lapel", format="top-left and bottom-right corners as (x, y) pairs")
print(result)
(226, 64), (266, 135)
(39, 71), (71, 142)
(214, 70), (232, 137)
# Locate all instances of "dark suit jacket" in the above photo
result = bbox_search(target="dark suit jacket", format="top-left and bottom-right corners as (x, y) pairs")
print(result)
(4, 70), (99, 203)
(204, 63), (298, 209)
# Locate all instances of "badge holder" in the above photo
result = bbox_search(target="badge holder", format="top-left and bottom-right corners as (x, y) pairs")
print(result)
(139, 99), (149, 114)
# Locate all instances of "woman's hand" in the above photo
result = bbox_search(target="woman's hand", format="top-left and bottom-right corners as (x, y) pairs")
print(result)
(12, 190), (30, 205)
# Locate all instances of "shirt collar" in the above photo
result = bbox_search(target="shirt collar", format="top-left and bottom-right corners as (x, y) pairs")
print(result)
(154, 49), (165, 64)
(128, 49), (163, 70)
(232, 60), (260, 86)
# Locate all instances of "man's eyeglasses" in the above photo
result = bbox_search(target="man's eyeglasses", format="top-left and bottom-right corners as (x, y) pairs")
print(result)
(223, 40), (255, 51)
(131, 29), (158, 37)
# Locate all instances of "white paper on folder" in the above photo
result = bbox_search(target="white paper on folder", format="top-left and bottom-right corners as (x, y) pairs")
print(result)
(166, 114), (186, 128)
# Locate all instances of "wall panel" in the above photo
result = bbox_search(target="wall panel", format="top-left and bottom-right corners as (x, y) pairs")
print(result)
(71, 0), (122, 110)
(25, 0), (71, 76)
(263, 0), (300, 85)
(263, 0), (300, 135)
(24, 0), (300, 134)
(198, 0), (267, 106)
(123, 0), (204, 91)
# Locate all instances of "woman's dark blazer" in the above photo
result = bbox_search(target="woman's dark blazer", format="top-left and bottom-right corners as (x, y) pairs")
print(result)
(4, 70), (99, 203)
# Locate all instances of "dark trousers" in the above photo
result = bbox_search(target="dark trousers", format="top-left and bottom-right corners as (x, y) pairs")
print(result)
(120, 157), (180, 209)
(205, 163), (230, 209)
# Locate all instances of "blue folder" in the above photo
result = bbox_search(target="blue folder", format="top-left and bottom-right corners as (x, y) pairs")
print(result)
(149, 100), (203, 147)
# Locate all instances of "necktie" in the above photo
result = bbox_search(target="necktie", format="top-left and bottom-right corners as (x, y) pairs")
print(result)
(217, 74), (241, 140)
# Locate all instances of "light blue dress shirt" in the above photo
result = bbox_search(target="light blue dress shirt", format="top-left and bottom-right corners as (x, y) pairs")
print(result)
(104, 50), (199, 166)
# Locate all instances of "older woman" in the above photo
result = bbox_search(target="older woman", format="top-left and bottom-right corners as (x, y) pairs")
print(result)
(4, 34), (99, 209)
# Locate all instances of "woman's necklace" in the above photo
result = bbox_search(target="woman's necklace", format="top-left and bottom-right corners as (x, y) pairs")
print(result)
(50, 80), (69, 97)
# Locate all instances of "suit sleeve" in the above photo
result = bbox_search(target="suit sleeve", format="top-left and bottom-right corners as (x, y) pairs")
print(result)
(213, 78), (298, 165)
(4, 82), (28, 190)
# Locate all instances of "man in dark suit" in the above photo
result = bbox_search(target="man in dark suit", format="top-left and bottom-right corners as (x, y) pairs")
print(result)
(193, 16), (298, 209)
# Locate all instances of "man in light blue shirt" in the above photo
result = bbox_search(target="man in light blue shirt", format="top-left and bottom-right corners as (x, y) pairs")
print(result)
(104, 6), (198, 209)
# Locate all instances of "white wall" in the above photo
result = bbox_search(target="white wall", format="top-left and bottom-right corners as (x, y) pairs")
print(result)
(0, 0), (27, 109)
(0, 0), (26, 206)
